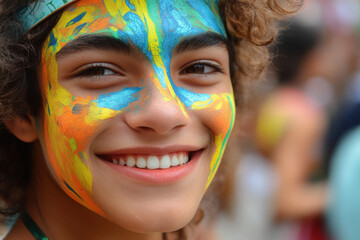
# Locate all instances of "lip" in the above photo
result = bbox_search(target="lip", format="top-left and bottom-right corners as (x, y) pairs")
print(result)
(97, 146), (204, 184)
(95, 145), (202, 156)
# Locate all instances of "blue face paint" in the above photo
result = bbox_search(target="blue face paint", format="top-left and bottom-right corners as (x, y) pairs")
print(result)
(40, 0), (235, 217)
(66, 11), (86, 27)
(93, 87), (141, 111)
(176, 87), (211, 108)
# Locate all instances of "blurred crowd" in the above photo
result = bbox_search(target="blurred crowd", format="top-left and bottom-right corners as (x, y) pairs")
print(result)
(216, 0), (360, 240)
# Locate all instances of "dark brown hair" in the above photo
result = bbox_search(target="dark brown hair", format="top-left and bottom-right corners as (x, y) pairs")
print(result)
(0, 0), (302, 237)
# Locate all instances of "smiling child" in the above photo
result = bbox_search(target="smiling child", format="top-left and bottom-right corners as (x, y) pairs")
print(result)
(0, 0), (301, 239)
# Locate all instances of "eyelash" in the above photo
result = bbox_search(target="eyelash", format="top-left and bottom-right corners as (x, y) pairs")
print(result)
(73, 60), (223, 82)
(74, 63), (118, 79)
(180, 60), (223, 76)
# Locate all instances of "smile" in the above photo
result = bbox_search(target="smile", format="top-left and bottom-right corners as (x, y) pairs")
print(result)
(102, 152), (190, 169)
(96, 147), (204, 183)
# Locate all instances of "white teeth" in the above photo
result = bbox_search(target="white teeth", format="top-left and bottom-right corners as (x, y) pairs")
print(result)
(171, 155), (179, 166)
(127, 156), (136, 167)
(160, 155), (171, 169)
(184, 154), (189, 164)
(147, 156), (159, 169)
(179, 154), (184, 165)
(119, 158), (126, 166)
(111, 152), (191, 169)
(136, 157), (146, 168)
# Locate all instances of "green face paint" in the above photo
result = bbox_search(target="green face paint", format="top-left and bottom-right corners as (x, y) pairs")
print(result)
(40, 0), (235, 221)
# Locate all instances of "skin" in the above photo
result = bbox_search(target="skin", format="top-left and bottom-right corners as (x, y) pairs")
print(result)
(7, 0), (235, 239)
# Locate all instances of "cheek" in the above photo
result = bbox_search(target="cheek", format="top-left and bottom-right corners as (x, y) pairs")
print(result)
(184, 91), (235, 187)
(41, 84), (107, 214)
(41, 58), (141, 214)
(40, 59), (129, 215)
(206, 94), (235, 187)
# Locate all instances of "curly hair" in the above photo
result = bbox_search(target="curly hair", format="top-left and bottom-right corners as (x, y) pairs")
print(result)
(0, 0), (302, 236)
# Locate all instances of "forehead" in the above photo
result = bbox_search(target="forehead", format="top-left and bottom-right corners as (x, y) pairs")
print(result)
(48, 0), (226, 56)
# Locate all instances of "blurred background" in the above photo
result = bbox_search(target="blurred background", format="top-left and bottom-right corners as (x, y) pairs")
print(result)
(216, 0), (360, 239)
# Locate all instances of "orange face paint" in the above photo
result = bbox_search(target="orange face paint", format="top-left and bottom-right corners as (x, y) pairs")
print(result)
(40, 0), (234, 218)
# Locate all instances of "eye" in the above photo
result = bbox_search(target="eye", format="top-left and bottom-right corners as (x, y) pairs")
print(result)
(180, 60), (223, 75)
(69, 63), (127, 90)
(78, 67), (115, 76)
(74, 63), (120, 78)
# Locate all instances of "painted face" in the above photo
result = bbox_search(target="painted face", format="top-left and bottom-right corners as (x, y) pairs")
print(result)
(39, 0), (235, 232)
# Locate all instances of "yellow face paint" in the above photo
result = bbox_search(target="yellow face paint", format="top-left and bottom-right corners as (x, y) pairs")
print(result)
(40, 0), (235, 217)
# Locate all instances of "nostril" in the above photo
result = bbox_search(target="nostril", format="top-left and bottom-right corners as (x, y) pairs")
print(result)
(135, 124), (185, 134)
(137, 126), (153, 131)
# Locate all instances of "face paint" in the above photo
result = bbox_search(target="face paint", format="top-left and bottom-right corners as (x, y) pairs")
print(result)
(176, 88), (235, 188)
(40, 0), (235, 217)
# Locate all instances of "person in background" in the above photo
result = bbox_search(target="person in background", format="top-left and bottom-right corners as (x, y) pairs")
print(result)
(253, 6), (330, 240)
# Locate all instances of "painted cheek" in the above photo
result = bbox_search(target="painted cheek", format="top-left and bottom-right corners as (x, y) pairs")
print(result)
(177, 87), (235, 188)
(40, 43), (141, 215)
(41, 53), (104, 214)
(205, 94), (235, 188)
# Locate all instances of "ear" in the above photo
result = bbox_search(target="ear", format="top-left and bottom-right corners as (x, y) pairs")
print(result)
(5, 115), (38, 143)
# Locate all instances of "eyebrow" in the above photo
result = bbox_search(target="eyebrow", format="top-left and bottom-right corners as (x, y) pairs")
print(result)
(55, 32), (228, 60)
(56, 35), (142, 60)
(174, 32), (228, 55)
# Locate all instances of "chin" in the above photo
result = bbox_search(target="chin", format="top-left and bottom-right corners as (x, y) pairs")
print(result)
(107, 202), (200, 233)
(86, 145), (211, 234)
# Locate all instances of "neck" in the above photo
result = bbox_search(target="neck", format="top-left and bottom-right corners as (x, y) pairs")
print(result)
(25, 141), (163, 240)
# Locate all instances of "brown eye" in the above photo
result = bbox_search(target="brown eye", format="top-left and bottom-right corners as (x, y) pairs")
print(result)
(68, 62), (127, 90)
(75, 66), (116, 77)
(183, 64), (205, 74)
(180, 61), (222, 75)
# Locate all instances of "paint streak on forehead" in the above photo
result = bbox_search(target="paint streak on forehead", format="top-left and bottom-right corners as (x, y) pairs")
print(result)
(47, 0), (225, 88)
(50, 0), (225, 53)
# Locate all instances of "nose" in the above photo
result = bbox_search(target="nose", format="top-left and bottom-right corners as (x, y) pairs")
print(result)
(124, 82), (189, 135)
